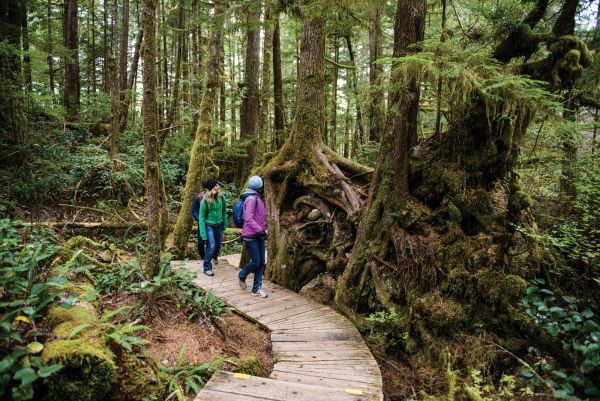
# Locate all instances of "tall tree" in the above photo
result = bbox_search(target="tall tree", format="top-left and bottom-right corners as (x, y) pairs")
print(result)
(239, 0), (261, 180)
(262, 4), (371, 289)
(141, 0), (161, 277)
(344, 35), (366, 144)
(119, 27), (143, 131)
(119, 0), (129, 106)
(368, 0), (384, 141)
(21, 0), (32, 91)
(63, 0), (80, 120)
(272, 11), (285, 148)
(336, 0), (426, 312)
(0, 0), (25, 145)
(172, 0), (228, 257)
(47, 0), (55, 94)
(330, 35), (338, 151)
(165, 0), (185, 134)
(259, 0), (274, 153)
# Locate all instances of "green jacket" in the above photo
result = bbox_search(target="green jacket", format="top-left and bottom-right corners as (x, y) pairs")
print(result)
(199, 195), (227, 240)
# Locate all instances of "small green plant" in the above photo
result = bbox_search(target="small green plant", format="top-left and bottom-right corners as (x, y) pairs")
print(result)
(67, 305), (148, 352)
(364, 307), (407, 352)
(161, 348), (225, 401)
(520, 278), (600, 400)
(0, 219), (66, 400)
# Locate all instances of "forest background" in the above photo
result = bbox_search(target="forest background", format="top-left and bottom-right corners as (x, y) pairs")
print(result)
(0, 0), (599, 400)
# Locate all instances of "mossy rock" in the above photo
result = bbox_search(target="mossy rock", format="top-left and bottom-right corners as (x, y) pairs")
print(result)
(475, 269), (527, 307)
(42, 338), (116, 401)
(232, 355), (263, 377)
(46, 304), (96, 332)
(440, 268), (476, 299)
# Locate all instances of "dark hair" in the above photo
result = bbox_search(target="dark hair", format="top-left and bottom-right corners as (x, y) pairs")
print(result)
(203, 178), (219, 191)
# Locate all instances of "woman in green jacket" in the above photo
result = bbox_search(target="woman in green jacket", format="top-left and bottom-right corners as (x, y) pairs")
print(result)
(199, 179), (227, 276)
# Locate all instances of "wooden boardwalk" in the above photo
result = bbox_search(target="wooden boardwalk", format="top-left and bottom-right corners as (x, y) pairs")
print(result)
(171, 255), (383, 401)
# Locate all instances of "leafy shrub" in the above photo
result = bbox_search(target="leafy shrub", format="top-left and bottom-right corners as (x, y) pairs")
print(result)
(0, 219), (65, 400)
(520, 278), (600, 400)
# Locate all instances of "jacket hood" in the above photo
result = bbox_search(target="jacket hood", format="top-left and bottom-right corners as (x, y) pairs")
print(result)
(240, 189), (260, 200)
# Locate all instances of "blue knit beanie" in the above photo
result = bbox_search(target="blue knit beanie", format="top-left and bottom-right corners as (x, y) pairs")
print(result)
(248, 176), (263, 190)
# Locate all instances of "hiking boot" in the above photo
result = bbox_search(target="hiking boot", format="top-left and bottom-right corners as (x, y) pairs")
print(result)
(204, 270), (214, 276)
(213, 257), (219, 265)
(252, 289), (268, 298)
(239, 278), (247, 289)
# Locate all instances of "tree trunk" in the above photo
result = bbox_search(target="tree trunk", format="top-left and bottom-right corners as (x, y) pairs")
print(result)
(47, 0), (55, 94)
(91, 0), (96, 93)
(172, 0), (227, 257)
(63, 0), (80, 120)
(0, 0), (25, 145)
(434, 0), (447, 137)
(219, 34), (226, 129)
(336, 0), (426, 314)
(229, 33), (237, 140)
(191, 0), (200, 132)
(160, 0), (168, 125)
(368, 0), (384, 142)
(330, 36), (338, 151)
(261, 10), (372, 290)
(21, 1), (32, 91)
(259, 0), (274, 155)
(239, 0), (261, 182)
(344, 35), (366, 144)
(119, 0), (129, 105)
(273, 12), (285, 149)
(103, 0), (109, 93)
(119, 27), (143, 131)
(141, 0), (161, 277)
(165, 0), (184, 135)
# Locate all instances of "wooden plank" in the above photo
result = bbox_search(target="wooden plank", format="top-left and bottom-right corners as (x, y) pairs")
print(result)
(274, 350), (374, 362)
(272, 367), (381, 384)
(246, 299), (320, 321)
(270, 371), (381, 392)
(272, 331), (361, 342)
(204, 371), (379, 401)
(272, 341), (368, 352)
(259, 304), (329, 324)
(239, 294), (309, 315)
(195, 389), (268, 401)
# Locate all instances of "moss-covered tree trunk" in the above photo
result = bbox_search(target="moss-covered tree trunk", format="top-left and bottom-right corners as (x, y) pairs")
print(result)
(262, 7), (372, 290)
(172, 0), (227, 257)
(141, 0), (161, 277)
(335, 0), (426, 316)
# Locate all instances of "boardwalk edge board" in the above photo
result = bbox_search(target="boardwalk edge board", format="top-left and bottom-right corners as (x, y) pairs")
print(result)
(172, 257), (384, 401)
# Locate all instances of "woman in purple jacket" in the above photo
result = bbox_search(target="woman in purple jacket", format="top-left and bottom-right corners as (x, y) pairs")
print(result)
(238, 176), (268, 298)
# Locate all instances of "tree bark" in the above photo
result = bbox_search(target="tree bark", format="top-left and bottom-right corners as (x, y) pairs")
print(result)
(119, 27), (143, 131)
(191, 0), (200, 131)
(434, 0), (447, 137)
(0, 0), (25, 145)
(141, 0), (161, 277)
(91, 0), (96, 93)
(21, 0), (32, 91)
(259, 0), (274, 154)
(119, 0), (129, 105)
(47, 0), (55, 94)
(103, 0), (109, 93)
(336, 0), (426, 313)
(330, 36), (338, 151)
(172, 0), (227, 257)
(368, 0), (384, 142)
(273, 12), (285, 149)
(261, 9), (371, 290)
(344, 35), (366, 144)
(165, 0), (184, 136)
(239, 0), (261, 181)
(63, 0), (80, 120)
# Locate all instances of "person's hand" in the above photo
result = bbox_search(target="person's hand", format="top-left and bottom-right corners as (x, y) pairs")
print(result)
(263, 230), (269, 239)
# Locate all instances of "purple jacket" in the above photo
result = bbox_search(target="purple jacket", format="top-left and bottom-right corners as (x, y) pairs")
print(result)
(241, 189), (267, 237)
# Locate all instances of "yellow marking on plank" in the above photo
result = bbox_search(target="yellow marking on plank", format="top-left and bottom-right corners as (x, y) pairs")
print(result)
(345, 388), (364, 395)
(233, 373), (251, 380)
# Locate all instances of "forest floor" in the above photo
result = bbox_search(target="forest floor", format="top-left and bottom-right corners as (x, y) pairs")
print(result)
(102, 292), (273, 374)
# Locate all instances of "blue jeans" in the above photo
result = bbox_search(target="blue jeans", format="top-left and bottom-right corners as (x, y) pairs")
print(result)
(203, 224), (223, 272)
(239, 237), (266, 293)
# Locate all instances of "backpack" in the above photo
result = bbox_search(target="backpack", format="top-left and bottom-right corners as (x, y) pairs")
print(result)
(232, 195), (257, 228)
